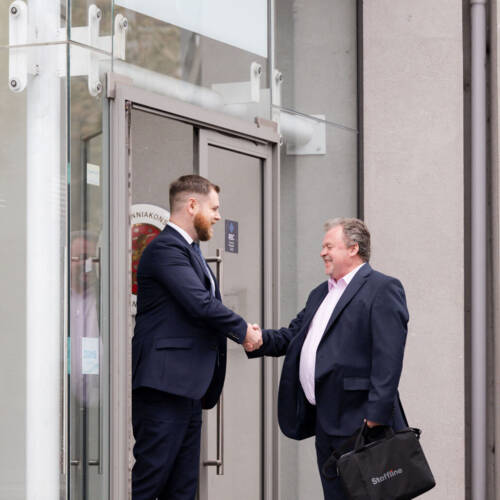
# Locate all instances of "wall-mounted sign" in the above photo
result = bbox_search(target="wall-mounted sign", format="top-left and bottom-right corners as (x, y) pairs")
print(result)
(86, 163), (100, 186)
(115, 0), (268, 58)
(131, 203), (170, 314)
(225, 220), (238, 254)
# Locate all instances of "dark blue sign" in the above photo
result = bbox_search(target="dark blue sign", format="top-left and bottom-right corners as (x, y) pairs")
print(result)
(225, 220), (239, 253)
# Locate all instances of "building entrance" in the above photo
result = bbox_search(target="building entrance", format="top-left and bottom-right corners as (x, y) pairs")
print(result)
(107, 83), (280, 499)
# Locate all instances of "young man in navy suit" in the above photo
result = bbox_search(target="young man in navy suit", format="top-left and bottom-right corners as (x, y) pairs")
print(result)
(247, 218), (409, 500)
(132, 175), (262, 500)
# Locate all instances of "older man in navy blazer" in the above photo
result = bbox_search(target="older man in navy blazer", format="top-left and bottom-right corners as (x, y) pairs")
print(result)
(247, 217), (409, 500)
(132, 175), (262, 500)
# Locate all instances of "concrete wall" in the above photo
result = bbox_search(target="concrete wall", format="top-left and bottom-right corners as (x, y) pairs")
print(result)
(363, 2), (465, 499)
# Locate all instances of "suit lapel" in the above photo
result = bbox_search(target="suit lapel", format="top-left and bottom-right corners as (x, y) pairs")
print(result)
(321, 263), (372, 340)
(163, 225), (215, 294)
(190, 247), (216, 294)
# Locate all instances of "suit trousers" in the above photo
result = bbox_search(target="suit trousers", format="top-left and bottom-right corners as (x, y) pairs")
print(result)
(315, 424), (350, 500)
(132, 388), (202, 500)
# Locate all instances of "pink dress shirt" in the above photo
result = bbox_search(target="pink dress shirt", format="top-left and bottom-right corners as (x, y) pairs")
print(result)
(299, 263), (365, 405)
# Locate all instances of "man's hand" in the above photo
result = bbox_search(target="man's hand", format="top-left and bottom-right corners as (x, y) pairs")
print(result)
(243, 323), (262, 352)
(365, 419), (382, 428)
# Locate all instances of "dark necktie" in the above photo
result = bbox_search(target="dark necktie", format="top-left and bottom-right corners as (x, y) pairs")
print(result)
(191, 242), (216, 296)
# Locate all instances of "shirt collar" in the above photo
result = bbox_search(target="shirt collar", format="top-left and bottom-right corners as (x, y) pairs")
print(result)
(328, 262), (365, 291)
(167, 221), (193, 245)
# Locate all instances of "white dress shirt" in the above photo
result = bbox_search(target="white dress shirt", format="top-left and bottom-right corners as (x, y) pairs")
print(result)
(167, 221), (193, 244)
(299, 263), (365, 405)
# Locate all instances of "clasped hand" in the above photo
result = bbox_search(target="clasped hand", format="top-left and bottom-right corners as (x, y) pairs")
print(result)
(243, 323), (263, 352)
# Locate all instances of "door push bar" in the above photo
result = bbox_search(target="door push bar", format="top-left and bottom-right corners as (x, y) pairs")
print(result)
(203, 249), (224, 475)
(69, 247), (103, 472)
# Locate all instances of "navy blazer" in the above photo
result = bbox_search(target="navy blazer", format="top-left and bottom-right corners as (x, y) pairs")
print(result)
(132, 225), (247, 409)
(250, 264), (409, 438)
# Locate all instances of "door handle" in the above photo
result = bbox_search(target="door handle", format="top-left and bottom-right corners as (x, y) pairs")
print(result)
(203, 393), (224, 475)
(205, 248), (223, 293)
(203, 249), (224, 475)
(87, 247), (102, 472)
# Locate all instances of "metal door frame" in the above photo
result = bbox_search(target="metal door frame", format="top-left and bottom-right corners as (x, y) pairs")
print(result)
(109, 76), (281, 500)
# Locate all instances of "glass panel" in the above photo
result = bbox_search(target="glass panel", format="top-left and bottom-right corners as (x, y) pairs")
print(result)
(112, 2), (269, 122)
(0, 43), (67, 499)
(275, 2), (358, 494)
(274, 0), (358, 130)
(68, 43), (111, 500)
(278, 117), (358, 500)
(203, 145), (263, 499)
(114, 0), (267, 57)
(130, 109), (194, 208)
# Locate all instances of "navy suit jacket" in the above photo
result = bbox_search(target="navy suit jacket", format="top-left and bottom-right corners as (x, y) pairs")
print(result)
(250, 264), (409, 438)
(132, 225), (247, 409)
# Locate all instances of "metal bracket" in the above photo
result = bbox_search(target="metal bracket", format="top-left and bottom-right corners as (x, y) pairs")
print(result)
(71, 5), (128, 96)
(271, 69), (283, 141)
(8, 3), (128, 96)
(88, 4), (103, 95)
(8, 0), (28, 92)
(114, 14), (128, 60)
(211, 61), (262, 105)
(272, 69), (283, 107)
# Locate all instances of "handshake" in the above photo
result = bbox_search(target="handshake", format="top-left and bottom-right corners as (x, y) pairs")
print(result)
(243, 323), (263, 352)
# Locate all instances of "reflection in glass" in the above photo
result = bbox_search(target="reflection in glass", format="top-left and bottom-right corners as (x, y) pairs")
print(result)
(112, 6), (270, 122)
(274, 0), (357, 128)
(68, 45), (110, 499)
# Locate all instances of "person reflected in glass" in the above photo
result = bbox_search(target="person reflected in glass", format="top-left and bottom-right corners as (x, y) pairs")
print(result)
(69, 230), (101, 483)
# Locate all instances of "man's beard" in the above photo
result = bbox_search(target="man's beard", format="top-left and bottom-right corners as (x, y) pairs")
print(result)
(194, 213), (213, 241)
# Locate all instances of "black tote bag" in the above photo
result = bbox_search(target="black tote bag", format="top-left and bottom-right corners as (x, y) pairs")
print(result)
(333, 423), (435, 500)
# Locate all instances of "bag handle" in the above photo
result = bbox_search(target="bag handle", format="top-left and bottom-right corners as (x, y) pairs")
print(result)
(353, 421), (395, 451)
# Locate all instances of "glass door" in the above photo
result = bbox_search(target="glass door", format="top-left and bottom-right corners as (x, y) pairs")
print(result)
(69, 128), (110, 499)
(198, 129), (275, 500)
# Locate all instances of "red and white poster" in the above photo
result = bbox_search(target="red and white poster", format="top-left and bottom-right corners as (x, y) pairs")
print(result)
(131, 203), (170, 315)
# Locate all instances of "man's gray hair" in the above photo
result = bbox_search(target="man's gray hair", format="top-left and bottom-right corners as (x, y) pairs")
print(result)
(324, 217), (371, 262)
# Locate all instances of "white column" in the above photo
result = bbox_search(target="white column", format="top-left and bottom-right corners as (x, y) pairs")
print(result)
(25, 0), (63, 498)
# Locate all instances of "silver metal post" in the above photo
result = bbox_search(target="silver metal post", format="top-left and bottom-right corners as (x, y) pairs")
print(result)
(470, 1), (487, 499)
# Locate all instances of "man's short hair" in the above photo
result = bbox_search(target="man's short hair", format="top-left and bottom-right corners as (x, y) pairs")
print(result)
(169, 175), (220, 212)
(324, 217), (371, 262)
